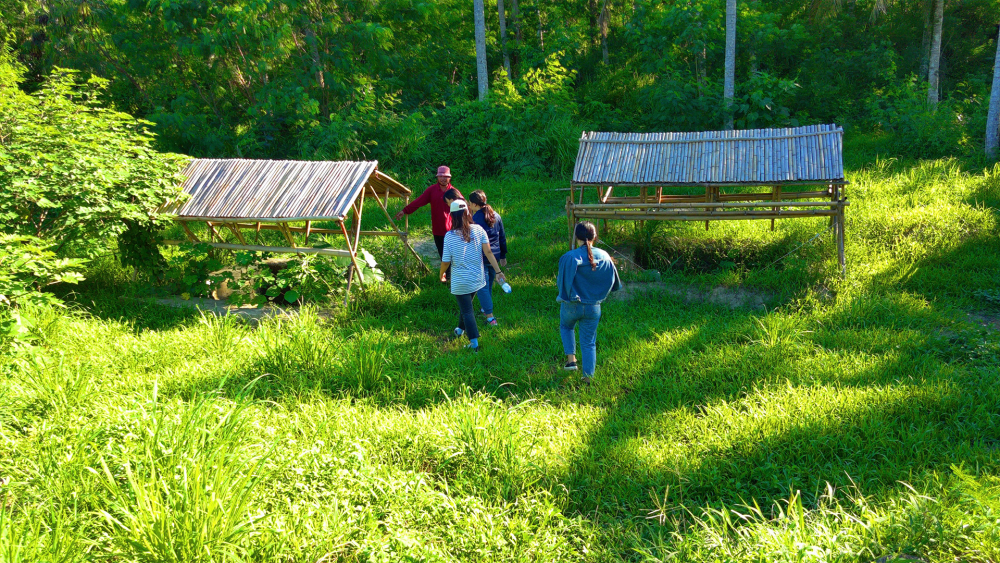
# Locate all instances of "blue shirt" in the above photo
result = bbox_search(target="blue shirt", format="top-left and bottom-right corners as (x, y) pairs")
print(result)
(557, 246), (623, 304)
(472, 209), (507, 260)
(442, 225), (490, 295)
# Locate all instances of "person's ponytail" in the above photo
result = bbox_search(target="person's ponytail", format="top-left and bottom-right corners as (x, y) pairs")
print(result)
(469, 190), (496, 227)
(574, 222), (598, 271)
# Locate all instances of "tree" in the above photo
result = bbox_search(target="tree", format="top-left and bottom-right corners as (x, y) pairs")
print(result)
(927, 0), (944, 108)
(987, 24), (1000, 159)
(599, 0), (610, 65)
(474, 0), (489, 101)
(499, 0), (512, 77)
(0, 67), (187, 255)
(724, 0), (737, 130)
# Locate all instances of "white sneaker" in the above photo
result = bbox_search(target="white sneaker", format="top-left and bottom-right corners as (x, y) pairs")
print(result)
(454, 327), (464, 337)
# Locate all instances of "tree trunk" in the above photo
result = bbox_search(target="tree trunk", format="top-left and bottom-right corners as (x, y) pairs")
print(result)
(509, 0), (522, 73)
(510, 0), (522, 42)
(498, 0), (511, 77)
(474, 0), (489, 101)
(537, 2), (545, 51)
(723, 0), (737, 130)
(986, 25), (1000, 159)
(927, 0), (943, 108)
(919, 0), (932, 80)
(599, 0), (609, 64)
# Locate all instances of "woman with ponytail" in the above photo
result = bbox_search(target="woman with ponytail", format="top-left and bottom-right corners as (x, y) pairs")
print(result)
(468, 190), (507, 326)
(440, 199), (507, 352)
(556, 222), (623, 384)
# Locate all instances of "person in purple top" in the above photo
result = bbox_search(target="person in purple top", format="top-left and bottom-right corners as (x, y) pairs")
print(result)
(556, 222), (623, 384)
(468, 190), (507, 326)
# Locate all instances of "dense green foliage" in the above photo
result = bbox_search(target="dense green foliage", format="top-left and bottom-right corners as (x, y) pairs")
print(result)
(2, 140), (999, 561)
(0, 60), (187, 255)
(3, 0), (999, 175)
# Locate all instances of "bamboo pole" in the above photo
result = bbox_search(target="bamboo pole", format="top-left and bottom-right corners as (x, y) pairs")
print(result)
(181, 223), (200, 242)
(338, 220), (365, 289)
(572, 200), (843, 210)
(567, 197), (576, 250)
(368, 190), (431, 274)
(572, 212), (839, 221)
(160, 240), (353, 257)
(225, 223), (248, 245)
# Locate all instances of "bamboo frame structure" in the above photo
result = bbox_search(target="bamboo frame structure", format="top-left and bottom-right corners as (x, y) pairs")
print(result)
(569, 125), (850, 272)
(162, 159), (430, 305)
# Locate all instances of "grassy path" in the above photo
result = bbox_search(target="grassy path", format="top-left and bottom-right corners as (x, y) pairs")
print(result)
(3, 142), (1000, 561)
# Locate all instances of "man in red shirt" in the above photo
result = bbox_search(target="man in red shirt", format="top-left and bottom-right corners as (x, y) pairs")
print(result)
(396, 165), (463, 260)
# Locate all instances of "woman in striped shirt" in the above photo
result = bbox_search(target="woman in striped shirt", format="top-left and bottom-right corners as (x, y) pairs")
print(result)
(440, 199), (507, 351)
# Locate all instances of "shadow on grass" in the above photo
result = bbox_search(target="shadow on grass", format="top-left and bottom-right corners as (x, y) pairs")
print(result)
(554, 290), (1000, 559)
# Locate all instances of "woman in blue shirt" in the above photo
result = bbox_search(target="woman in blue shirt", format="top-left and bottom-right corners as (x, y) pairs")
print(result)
(556, 222), (623, 384)
(468, 190), (507, 326)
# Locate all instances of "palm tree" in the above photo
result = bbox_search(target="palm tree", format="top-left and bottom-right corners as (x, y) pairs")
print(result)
(474, 0), (488, 101)
(927, 0), (944, 108)
(723, 0), (736, 130)
(986, 24), (1000, 159)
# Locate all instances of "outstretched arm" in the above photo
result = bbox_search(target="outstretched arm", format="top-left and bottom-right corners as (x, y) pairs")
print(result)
(395, 186), (432, 220)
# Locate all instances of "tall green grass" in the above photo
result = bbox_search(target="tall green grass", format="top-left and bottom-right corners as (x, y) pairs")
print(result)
(2, 137), (1000, 561)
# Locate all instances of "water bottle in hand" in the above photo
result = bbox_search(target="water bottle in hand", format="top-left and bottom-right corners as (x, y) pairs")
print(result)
(501, 282), (512, 294)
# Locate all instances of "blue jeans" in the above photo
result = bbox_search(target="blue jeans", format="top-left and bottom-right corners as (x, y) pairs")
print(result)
(560, 302), (602, 376)
(456, 293), (479, 340)
(476, 263), (496, 315)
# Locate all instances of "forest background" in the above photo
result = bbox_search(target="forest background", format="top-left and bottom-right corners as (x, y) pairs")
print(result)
(2, 0), (999, 180)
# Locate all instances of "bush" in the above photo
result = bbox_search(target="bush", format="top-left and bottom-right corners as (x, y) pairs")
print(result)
(0, 67), (188, 257)
(424, 53), (583, 178)
(864, 76), (968, 159)
(0, 235), (86, 352)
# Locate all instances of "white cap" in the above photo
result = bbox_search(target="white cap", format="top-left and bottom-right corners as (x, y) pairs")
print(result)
(449, 199), (468, 213)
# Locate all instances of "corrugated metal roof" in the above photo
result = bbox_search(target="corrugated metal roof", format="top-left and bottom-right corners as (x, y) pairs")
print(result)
(572, 124), (844, 185)
(163, 159), (410, 221)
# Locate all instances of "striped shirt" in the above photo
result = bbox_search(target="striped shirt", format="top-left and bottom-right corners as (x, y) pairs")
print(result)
(442, 225), (489, 295)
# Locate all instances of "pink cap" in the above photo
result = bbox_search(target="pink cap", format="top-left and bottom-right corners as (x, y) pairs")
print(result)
(436, 165), (452, 178)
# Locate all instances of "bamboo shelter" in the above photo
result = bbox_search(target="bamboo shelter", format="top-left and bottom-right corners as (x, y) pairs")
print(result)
(569, 124), (849, 270)
(160, 159), (429, 301)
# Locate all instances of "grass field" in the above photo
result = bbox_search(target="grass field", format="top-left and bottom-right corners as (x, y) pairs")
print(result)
(3, 135), (1000, 562)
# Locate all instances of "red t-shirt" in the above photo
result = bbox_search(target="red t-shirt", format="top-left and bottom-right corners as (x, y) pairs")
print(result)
(402, 182), (462, 236)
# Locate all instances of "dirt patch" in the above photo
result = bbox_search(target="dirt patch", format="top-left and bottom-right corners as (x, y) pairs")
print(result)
(967, 311), (1000, 331)
(609, 281), (772, 311)
(410, 238), (441, 268)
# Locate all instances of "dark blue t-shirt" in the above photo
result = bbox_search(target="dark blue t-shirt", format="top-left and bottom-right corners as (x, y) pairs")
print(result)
(472, 209), (507, 260)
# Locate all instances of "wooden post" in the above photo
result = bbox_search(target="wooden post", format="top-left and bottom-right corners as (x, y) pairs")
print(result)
(338, 220), (365, 304)
(352, 198), (364, 254)
(770, 186), (781, 231)
(567, 197), (576, 249)
(837, 200), (846, 276)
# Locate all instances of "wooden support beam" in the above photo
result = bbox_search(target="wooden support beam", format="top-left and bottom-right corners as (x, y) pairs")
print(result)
(181, 222), (200, 242)
(369, 191), (430, 273)
(339, 220), (365, 290)
(278, 223), (296, 248)
(161, 240), (353, 257)
(225, 223), (247, 245)
(572, 201), (844, 210)
(352, 198), (364, 253)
